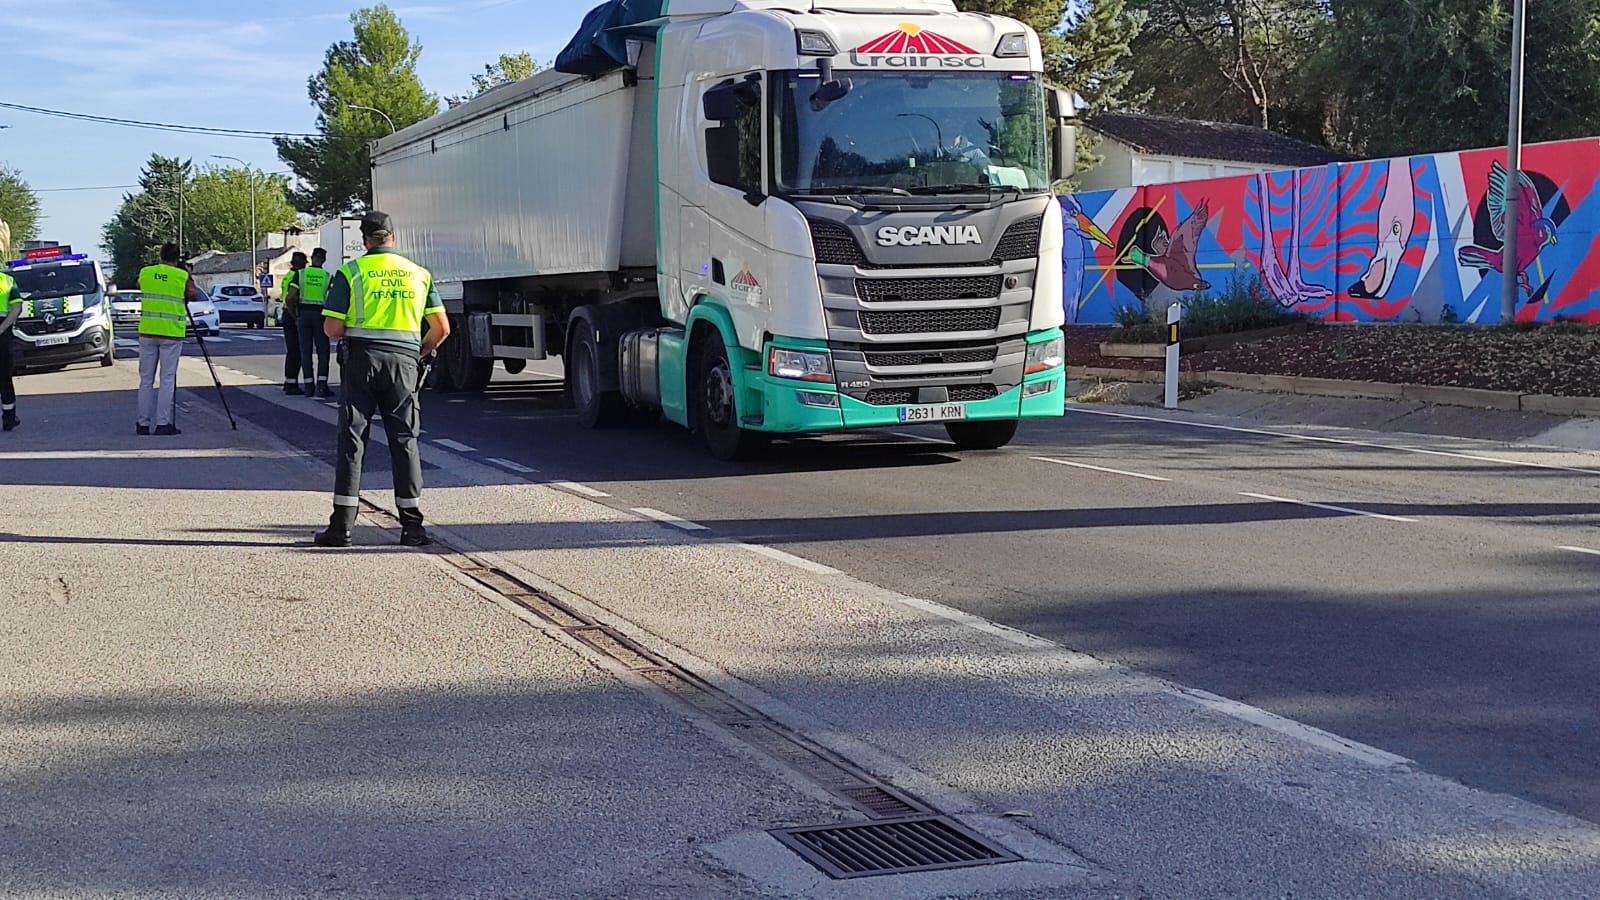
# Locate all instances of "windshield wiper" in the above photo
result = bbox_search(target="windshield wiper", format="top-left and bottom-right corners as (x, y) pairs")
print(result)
(906, 183), (1022, 197)
(795, 185), (912, 197)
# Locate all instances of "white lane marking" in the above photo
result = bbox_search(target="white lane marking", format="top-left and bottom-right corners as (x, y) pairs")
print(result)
(1176, 686), (1414, 769)
(554, 481), (610, 498)
(232, 334), (274, 343)
(633, 507), (709, 532)
(433, 438), (477, 453)
(1240, 491), (1418, 523)
(200, 335), (230, 343)
(487, 457), (537, 474)
(1065, 406), (1600, 476)
(735, 543), (842, 575)
(324, 402), (340, 409)
(114, 338), (138, 349)
(1033, 456), (1171, 482)
(1558, 545), (1600, 557)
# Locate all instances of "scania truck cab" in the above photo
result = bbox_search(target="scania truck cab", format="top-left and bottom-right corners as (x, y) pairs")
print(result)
(5, 245), (115, 371)
(371, 0), (1075, 459)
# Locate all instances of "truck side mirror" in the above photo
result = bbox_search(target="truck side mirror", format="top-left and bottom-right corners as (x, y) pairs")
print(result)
(1048, 87), (1077, 184)
(703, 83), (742, 122)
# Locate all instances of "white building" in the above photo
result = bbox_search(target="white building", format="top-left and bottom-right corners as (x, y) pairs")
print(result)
(1076, 112), (1349, 191)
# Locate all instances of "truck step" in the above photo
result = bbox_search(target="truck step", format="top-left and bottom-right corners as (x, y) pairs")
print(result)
(741, 416), (764, 427)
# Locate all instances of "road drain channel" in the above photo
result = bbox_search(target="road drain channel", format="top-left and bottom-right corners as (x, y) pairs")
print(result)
(360, 499), (1020, 879)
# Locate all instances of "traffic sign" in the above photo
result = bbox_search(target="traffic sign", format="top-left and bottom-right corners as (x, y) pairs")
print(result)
(258, 274), (274, 288)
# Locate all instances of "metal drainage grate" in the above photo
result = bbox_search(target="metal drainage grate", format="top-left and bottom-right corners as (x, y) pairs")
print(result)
(772, 815), (1020, 880)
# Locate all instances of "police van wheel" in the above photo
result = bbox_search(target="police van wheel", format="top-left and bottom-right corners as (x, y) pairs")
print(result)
(100, 349), (114, 368)
(944, 419), (1018, 451)
(569, 324), (625, 429)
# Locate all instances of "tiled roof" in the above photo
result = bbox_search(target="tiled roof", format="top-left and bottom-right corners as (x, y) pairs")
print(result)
(189, 247), (293, 276)
(1089, 112), (1352, 168)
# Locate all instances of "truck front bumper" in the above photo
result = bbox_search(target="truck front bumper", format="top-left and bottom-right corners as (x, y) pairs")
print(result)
(753, 330), (1066, 433)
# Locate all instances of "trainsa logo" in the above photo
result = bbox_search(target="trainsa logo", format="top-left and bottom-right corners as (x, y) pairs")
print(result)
(851, 24), (987, 68)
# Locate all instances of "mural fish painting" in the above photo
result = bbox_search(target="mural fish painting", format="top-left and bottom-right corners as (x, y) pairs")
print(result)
(1349, 156), (1417, 301)
(1067, 134), (1600, 325)
(1457, 159), (1558, 296)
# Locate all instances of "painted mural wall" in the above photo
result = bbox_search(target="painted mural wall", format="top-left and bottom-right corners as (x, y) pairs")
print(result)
(1061, 137), (1600, 326)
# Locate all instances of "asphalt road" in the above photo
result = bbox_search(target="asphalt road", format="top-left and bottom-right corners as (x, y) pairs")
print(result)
(162, 332), (1600, 826)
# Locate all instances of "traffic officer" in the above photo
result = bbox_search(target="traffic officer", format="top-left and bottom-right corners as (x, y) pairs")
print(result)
(314, 211), (451, 548)
(136, 243), (201, 436)
(280, 252), (306, 394)
(0, 267), (23, 431)
(296, 247), (333, 398)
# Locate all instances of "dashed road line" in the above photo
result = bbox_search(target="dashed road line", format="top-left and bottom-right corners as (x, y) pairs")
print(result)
(553, 481), (610, 498)
(1558, 545), (1600, 557)
(1066, 406), (1600, 476)
(232, 334), (274, 343)
(1032, 456), (1171, 482)
(735, 543), (842, 575)
(433, 438), (477, 453)
(487, 457), (537, 474)
(632, 507), (709, 531)
(1240, 491), (1418, 523)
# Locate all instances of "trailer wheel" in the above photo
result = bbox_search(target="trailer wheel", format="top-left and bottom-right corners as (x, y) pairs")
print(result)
(696, 339), (768, 461)
(944, 419), (1018, 451)
(569, 322), (626, 428)
(436, 317), (492, 393)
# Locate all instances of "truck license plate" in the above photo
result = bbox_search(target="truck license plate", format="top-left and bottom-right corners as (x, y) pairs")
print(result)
(898, 403), (966, 423)
(36, 335), (69, 347)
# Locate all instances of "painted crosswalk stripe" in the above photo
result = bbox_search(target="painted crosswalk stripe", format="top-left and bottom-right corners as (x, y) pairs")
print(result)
(232, 334), (273, 342)
(433, 438), (477, 453)
(554, 481), (610, 498)
(633, 507), (708, 532)
(1033, 456), (1170, 482)
(1559, 546), (1600, 557)
(487, 457), (537, 474)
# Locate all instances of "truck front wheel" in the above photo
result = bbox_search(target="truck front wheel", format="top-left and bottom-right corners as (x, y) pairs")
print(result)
(696, 340), (767, 461)
(944, 419), (1018, 451)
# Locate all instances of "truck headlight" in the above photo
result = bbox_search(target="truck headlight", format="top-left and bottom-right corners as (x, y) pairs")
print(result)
(769, 347), (834, 383)
(1025, 337), (1064, 374)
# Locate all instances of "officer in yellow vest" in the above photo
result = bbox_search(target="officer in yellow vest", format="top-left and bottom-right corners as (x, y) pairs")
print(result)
(136, 243), (201, 436)
(0, 269), (24, 431)
(314, 212), (451, 548)
(291, 247), (334, 397)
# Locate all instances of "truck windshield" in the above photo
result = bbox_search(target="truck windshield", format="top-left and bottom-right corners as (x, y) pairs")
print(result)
(774, 71), (1048, 196)
(11, 263), (100, 300)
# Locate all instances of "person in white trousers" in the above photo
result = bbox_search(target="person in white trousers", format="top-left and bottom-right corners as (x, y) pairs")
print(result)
(135, 244), (200, 436)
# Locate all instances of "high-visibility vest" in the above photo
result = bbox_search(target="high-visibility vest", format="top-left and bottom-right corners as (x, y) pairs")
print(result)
(0, 273), (22, 318)
(339, 253), (432, 344)
(300, 266), (330, 304)
(137, 264), (189, 338)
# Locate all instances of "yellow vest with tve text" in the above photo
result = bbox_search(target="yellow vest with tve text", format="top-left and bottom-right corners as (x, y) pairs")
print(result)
(341, 254), (431, 344)
(137, 264), (189, 338)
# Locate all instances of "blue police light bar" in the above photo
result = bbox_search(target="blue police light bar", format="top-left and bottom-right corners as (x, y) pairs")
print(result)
(6, 252), (89, 267)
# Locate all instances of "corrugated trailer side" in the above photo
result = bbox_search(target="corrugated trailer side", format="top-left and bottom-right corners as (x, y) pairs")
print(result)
(371, 66), (655, 291)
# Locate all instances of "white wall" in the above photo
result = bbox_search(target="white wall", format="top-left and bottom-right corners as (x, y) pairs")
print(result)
(1076, 135), (1292, 191)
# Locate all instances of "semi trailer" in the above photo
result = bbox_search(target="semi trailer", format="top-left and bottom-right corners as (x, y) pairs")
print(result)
(370, 0), (1076, 459)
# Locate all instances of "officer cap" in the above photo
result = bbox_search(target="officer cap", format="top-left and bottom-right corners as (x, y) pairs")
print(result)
(360, 211), (394, 238)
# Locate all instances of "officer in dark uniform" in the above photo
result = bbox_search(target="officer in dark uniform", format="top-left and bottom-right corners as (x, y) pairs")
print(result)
(313, 212), (452, 548)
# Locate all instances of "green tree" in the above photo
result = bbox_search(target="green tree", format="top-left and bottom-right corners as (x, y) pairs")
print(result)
(101, 156), (193, 287)
(182, 167), (298, 255)
(275, 4), (439, 217)
(0, 166), (41, 252)
(446, 51), (543, 108)
(1331, 0), (1600, 157)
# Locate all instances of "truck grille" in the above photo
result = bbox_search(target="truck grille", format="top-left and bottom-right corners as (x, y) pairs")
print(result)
(20, 313), (84, 336)
(857, 276), (1002, 305)
(994, 217), (1043, 261)
(864, 346), (998, 367)
(810, 220), (867, 266)
(860, 308), (1001, 336)
(863, 385), (999, 406)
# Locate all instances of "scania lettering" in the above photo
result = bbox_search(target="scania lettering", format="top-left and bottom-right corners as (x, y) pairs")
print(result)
(369, 0), (1075, 459)
(4, 244), (115, 371)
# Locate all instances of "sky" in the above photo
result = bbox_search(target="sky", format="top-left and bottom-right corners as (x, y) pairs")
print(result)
(0, 0), (602, 259)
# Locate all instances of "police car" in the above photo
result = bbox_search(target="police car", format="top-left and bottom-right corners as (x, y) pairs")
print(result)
(6, 246), (114, 371)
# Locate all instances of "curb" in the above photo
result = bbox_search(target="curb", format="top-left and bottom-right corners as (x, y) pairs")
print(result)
(1067, 365), (1600, 418)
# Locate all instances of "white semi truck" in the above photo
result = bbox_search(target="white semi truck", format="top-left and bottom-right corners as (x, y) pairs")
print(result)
(370, 0), (1075, 459)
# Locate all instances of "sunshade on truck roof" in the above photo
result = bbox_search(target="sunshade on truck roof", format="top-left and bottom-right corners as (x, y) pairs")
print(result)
(555, 0), (667, 76)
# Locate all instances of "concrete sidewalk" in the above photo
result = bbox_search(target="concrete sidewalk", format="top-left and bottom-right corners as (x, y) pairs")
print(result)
(0, 364), (859, 899)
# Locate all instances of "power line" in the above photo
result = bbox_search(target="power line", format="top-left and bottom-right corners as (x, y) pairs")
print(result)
(34, 184), (138, 193)
(0, 101), (315, 140)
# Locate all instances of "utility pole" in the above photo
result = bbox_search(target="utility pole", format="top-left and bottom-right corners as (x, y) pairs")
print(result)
(1501, 0), (1528, 324)
(213, 156), (257, 291)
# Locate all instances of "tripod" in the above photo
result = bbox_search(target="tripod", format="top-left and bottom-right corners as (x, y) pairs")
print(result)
(186, 306), (237, 431)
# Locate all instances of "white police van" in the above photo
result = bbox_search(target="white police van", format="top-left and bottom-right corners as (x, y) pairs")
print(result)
(6, 245), (115, 371)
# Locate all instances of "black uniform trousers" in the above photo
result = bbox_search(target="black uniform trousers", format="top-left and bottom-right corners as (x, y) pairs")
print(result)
(0, 334), (15, 410)
(282, 308), (302, 383)
(331, 340), (425, 531)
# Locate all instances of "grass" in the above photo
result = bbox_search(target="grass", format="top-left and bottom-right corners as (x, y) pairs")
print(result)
(1111, 272), (1304, 343)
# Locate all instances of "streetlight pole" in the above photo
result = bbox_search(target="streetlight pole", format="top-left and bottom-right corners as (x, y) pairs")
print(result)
(1501, 0), (1528, 324)
(213, 155), (257, 293)
(346, 104), (397, 135)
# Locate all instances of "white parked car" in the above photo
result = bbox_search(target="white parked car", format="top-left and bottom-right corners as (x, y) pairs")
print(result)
(187, 290), (221, 337)
(212, 284), (267, 328)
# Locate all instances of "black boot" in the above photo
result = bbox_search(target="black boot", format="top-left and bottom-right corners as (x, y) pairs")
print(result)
(284, 381), (304, 396)
(2, 409), (17, 432)
(314, 507), (357, 547)
(400, 526), (433, 547)
(316, 381), (334, 399)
